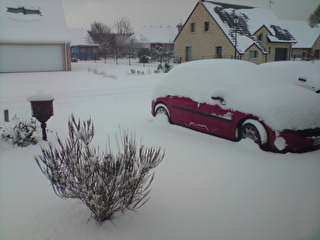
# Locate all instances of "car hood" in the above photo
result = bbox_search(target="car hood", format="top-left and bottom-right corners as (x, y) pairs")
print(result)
(224, 84), (320, 131)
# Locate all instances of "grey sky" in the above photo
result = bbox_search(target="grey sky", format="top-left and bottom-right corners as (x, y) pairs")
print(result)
(62, 0), (319, 31)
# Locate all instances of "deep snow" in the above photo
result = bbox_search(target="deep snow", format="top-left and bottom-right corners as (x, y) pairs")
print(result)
(0, 60), (320, 240)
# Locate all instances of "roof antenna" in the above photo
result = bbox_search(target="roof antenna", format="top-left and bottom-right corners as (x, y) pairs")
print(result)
(268, 0), (274, 8)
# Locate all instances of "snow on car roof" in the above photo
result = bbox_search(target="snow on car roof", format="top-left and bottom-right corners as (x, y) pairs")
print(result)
(154, 59), (320, 131)
(0, 0), (69, 43)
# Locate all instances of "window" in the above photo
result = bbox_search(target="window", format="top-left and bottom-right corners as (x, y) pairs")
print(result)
(249, 50), (258, 59)
(258, 33), (263, 41)
(185, 46), (192, 62)
(204, 21), (209, 32)
(190, 23), (195, 32)
(268, 47), (271, 54)
(216, 46), (223, 58)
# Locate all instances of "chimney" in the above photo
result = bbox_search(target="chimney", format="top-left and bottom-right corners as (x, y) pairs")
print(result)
(176, 23), (183, 33)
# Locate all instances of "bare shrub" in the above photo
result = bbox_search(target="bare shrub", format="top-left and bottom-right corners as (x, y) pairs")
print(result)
(35, 116), (164, 222)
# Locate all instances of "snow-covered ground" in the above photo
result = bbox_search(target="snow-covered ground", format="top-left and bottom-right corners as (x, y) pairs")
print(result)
(0, 60), (320, 240)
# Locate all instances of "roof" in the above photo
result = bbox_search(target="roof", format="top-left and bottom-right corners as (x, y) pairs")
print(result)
(0, 0), (69, 43)
(205, 1), (254, 10)
(136, 25), (177, 44)
(200, 1), (296, 53)
(283, 20), (320, 48)
(69, 28), (98, 47)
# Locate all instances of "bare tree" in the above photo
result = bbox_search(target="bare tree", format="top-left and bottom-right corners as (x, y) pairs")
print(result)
(309, 4), (320, 27)
(114, 18), (134, 64)
(88, 22), (115, 63)
(35, 116), (164, 222)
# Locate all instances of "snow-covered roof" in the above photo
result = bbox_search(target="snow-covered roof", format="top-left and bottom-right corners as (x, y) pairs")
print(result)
(137, 25), (177, 44)
(0, 0), (69, 43)
(201, 1), (296, 53)
(283, 20), (320, 49)
(69, 28), (98, 47)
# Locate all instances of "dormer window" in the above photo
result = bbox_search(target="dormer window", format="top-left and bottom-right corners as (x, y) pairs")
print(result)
(7, 7), (42, 16)
(258, 33), (263, 41)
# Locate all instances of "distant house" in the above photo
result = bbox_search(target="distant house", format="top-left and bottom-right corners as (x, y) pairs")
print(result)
(137, 25), (177, 53)
(0, 0), (71, 73)
(69, 29), (99, 61)
(175, 0), (297, 64)
(284, 21), (320, 60)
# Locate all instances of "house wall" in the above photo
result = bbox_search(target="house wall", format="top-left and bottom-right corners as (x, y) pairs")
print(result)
(312, 36), (320, 59)
(291, 48), (311, 59)
(71, 46), (98, 61)
(253, 26), (292, 61)
(241, 44), (266, 64)
(268, 42), (292, 61)
(150, 43), (174, 51)
(175, 2), (235, 62)
(253, 26), (269, 52)
(66, 43), (71, 71)
(290, 36), (320, 60)
(312, 36), (320, 50)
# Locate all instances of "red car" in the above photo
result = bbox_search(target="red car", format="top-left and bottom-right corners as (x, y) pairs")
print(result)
(151, 60), (320, 153)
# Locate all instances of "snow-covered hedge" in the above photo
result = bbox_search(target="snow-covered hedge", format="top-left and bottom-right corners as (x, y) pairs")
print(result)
(0, 118), (38, 147)
(35, 116), (165, 222)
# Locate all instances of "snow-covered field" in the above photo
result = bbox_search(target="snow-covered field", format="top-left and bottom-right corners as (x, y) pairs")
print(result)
(0, 60), (320, 240)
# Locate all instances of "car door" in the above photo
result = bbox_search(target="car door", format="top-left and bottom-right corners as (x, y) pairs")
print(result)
(194, 101), (234, 138)
(169, 96), (198, 127)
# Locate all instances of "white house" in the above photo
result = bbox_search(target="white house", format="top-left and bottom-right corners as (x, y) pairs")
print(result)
(137, 25), (177, 51)
(0, 0), (71, 73)
(284, 20), (320, 60)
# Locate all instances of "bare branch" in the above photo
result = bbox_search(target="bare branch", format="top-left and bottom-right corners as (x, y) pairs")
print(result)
(35, 115), (164, 222)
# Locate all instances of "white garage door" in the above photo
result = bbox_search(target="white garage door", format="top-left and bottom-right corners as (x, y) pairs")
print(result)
(0, 44), (65, 73)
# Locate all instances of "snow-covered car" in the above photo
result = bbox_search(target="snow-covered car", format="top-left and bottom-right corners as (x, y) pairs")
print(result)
(260, 61), (320, 94)
(151, 60), (320, 153)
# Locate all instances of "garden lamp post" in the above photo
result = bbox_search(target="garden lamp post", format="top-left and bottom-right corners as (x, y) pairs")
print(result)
(28, 94), (54, 141)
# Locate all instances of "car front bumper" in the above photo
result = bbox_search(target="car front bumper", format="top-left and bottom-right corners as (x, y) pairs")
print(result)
(277, 129), (320, 153)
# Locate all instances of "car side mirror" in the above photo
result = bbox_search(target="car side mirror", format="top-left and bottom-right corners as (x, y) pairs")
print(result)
(211, 96), (226, 105)
(298, 77), (307, 82)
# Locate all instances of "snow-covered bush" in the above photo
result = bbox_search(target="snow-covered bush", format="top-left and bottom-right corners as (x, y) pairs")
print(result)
(0, 118), (38, 147)
(164, 62), (172, 73)
(154, 63), (172, 73)
(35, 116), (165, 222)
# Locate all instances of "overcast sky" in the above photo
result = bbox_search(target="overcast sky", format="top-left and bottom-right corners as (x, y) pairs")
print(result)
(62, 0), (319, 32)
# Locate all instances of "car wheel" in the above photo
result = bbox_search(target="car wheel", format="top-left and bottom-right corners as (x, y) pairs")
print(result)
(241, 123), (262, 145)
(155, 105), (170, 123)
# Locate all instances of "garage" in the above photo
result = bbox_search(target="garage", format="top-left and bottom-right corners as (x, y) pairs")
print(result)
(274, 48), (288, 61)
(0, 0), (71, 73)
(0, 44), (65, 73)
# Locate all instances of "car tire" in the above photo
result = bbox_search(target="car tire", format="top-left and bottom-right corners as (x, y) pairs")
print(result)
(155, 104), (170, 123)
(240, 123), (262, 146)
